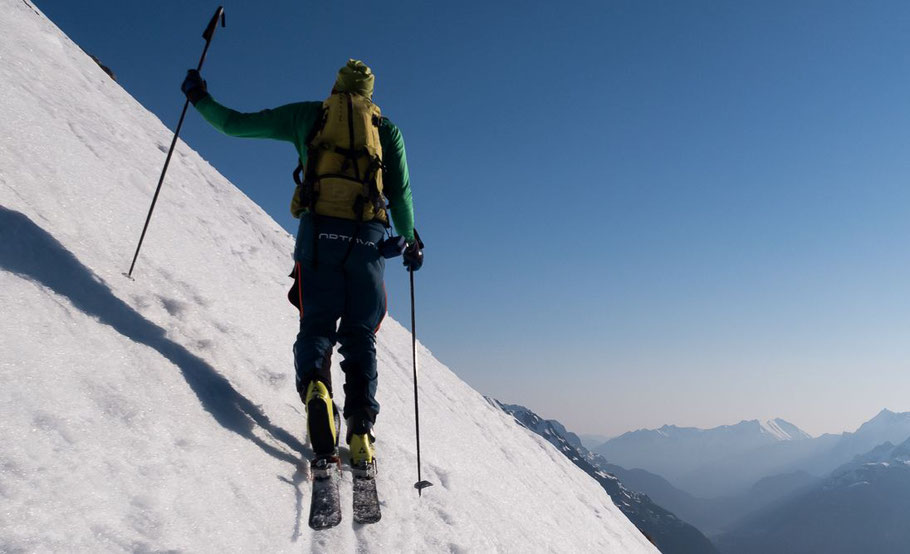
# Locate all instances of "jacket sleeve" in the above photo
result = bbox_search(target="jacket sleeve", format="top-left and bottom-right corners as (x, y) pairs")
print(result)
(194, 95), (320, 144)
(379, 119), (415, 243)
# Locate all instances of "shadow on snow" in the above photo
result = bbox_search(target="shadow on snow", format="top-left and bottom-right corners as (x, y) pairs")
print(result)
(0, 205), (309, 465)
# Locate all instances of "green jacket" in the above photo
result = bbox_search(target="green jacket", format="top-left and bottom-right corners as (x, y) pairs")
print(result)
(194, 94), (415, 242)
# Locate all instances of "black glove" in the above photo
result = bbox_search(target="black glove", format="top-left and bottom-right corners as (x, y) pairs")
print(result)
(378, 235), (407, 259)
(403, 239), (423, 272)
(181, 69), (208, 105)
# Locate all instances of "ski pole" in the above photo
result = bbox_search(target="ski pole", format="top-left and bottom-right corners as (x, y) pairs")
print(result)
(411, 267), (433, 496)
(127, 6), (226, 279)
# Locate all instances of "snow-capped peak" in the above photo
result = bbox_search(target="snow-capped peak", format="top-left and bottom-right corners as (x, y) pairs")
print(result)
(760, 418), (812, 441)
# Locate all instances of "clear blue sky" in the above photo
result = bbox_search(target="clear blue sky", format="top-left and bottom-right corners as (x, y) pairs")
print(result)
(36, 0), (910, 437)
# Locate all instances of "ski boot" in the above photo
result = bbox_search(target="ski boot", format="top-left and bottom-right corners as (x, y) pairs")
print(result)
(346, 418), (377, 478)
(305, 380), (340, 459)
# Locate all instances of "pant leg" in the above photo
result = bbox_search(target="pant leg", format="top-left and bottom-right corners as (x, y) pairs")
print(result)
(337, 223), (387, 423)
(292, 216), (345, 400)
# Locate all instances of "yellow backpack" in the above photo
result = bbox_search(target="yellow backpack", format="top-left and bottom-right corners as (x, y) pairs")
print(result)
(292, 92), (387, 223)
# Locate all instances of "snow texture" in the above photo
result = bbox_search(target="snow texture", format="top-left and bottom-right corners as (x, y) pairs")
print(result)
(0, 1), (657, 552)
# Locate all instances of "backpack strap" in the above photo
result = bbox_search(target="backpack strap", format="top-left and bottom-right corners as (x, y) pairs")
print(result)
(299, 107), (329, 269)
(344, 93), (362, 181)
(364, 155), (386, 216)
(295, 107), (328, 214)
(340, 193), (366, 266)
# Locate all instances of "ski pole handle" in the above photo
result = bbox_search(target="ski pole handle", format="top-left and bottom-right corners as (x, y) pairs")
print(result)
(202, 6), (225, 42)
(196, 6), (226, 72)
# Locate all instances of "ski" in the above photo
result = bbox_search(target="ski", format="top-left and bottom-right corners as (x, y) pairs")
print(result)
(308, 456), (342, 530)
(352, 460), (381, 524)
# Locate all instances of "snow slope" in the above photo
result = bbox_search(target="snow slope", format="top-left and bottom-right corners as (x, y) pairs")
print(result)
(0, 1), (656, 552)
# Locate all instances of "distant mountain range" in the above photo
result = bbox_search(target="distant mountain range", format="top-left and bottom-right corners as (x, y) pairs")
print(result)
(595, 409), (910, 498)
(594, 417), (814, 497)
(491, 400), (718, 554)
(715, 436), (910, 554)
(491, 404), (910, 552)
(602, 460), (824, 537)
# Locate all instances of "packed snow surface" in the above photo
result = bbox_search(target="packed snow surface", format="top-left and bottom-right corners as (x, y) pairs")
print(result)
(0, 1), (656, 552)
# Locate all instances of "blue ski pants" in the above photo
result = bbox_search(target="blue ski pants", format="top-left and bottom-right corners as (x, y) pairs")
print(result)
(291, 213), (386, 423)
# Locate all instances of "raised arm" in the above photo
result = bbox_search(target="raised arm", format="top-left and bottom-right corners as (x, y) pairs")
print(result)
(181, 70), (320, 143)
(194, 95), (322, 144)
